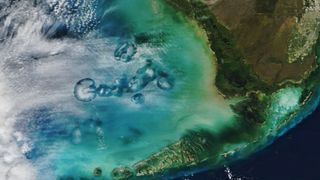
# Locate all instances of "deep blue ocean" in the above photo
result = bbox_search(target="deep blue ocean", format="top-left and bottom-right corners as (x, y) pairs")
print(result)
(186, 106), (320, 180)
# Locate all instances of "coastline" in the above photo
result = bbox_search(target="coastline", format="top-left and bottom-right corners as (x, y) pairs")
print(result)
(110, 0), (320, 179)
(165, 0), (270, 97)
(165, 0), (320, 98)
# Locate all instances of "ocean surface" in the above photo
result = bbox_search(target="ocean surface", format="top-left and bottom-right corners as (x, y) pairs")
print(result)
(187, 106), (320, 180)
(0, 0), (235, 179)
(0, 0), (319, 179)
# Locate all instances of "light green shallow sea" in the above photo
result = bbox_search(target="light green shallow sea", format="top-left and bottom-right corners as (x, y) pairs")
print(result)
(50, 0), (235, 178)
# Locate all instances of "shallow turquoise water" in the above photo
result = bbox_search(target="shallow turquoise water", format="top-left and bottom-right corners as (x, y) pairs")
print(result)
(12, 0), (235, 179)
(3, 1), (319, 179)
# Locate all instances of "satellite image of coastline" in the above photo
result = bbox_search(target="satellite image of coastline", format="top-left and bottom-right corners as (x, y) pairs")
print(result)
(0, 0), (319, 180)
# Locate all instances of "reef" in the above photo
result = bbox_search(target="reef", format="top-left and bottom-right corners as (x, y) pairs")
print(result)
(111, 131), (217, 179)
(73, 59), (175, 102)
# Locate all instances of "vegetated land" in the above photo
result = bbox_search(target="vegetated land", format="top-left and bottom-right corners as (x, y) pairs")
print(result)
(167, 0), (319, 97)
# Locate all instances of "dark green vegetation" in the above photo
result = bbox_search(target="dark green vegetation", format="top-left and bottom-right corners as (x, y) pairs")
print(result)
(167, 0), (318, 97)
(168, 0), (270, 97)
(231, 92), (269, 124)
(165, 0), (320, 144)
(255, 0), (278, 13)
